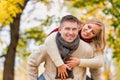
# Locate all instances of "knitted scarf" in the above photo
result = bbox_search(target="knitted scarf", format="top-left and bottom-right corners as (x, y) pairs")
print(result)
(55, 32), (80, 79)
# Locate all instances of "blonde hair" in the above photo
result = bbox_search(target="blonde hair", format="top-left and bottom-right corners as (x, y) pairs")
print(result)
(83, 18), (106, 53)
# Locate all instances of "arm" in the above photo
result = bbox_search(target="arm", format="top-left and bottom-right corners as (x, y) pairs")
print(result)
(79, 42), (104, 68)
(44, 32), (64, 67)
(27, 45), (46, 80)
(79, 52), (104, 68)
(66, 52), (104, 68)
(44, 32), (69, 79)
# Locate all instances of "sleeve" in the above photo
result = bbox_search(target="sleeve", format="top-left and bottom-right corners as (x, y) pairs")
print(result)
(27, 45), (46, 80)
(44, 32), (64, 67)
(79, 51), (104, 68)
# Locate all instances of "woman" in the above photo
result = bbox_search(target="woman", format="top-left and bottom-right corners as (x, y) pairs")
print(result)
(44, 18), (105, 80)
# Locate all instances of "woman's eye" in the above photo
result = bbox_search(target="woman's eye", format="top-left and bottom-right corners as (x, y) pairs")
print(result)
(92, 31), (95, 34)
(88, 25), (91, 28)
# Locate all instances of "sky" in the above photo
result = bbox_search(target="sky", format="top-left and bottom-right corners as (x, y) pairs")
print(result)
(20, 0), (69, 34)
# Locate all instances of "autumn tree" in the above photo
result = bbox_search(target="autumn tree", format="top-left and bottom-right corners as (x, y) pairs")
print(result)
(0, 0), (59, 80)
(0, 0), (29, 80)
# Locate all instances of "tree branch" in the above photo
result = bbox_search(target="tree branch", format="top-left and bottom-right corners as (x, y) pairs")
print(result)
(0, 54), (6, 58)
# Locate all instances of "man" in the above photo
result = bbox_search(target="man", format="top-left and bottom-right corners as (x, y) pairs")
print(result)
(27, 15), (94, 80)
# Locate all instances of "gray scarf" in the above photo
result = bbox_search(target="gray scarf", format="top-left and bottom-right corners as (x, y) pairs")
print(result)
(55, 32), (80, 79)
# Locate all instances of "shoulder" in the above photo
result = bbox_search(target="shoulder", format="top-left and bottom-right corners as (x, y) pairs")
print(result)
(44, 32), (58, 44)
(79, 39), (92, 50)
(44, 32), (58, 54)
(33, 44), (47, 56)
(28, 44), (47, 61)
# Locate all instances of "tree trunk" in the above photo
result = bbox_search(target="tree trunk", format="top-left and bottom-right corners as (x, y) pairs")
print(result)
(3, 1), (28, 80)
(3, 13), (20, 80)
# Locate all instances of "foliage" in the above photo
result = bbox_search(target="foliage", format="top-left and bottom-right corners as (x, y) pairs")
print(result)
(107, 28), (120, 60)
(37, 0), (52, 5)
(16, 37), (28, 59)
(16, 26), (46, 59)
(114, 60), (120, 80)
(72, 0), (105, 7)
(0, 0), (24, 26)
(24, 26), (46, 44)
(105, 0), (120, 62)
(41, 15), (56, 27)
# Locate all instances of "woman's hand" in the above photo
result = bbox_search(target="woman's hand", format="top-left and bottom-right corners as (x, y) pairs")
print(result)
(58, 64), (70, 79)
(65, 57), (80, 69)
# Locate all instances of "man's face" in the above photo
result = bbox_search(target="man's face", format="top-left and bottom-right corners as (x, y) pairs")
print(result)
(59, 21), (79, 43)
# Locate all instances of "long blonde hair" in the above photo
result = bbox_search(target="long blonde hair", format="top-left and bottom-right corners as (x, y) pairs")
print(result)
(82, 18), (106, 53)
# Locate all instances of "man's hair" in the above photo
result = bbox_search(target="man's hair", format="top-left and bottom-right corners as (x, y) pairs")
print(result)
(60, 15), (79, 25)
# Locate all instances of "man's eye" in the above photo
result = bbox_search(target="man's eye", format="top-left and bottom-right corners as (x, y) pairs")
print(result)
(73, 28), (77, 31)
(65, 28), (69, 30)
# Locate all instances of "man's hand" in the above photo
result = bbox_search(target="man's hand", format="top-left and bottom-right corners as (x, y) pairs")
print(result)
(65, 57), (80, 69)
(57, 64), (70, 79)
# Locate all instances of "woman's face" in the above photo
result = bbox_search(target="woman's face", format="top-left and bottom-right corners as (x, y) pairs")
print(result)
(81, 23), (101, 39)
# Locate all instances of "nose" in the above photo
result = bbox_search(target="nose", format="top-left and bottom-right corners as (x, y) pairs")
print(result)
(69, 29), (74, 34)
(86, 29), (92, 34)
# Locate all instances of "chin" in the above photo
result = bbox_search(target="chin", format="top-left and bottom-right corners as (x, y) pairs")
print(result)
(67, 40), (74, 43)
(84, 37), (89, 39)
(82, 36), (89, 39)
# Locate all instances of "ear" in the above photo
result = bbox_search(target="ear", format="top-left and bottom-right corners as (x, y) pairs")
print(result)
(58, 27), (61, 33)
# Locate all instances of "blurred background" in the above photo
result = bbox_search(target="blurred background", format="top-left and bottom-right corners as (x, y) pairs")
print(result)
(0, 0), (120, 80)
